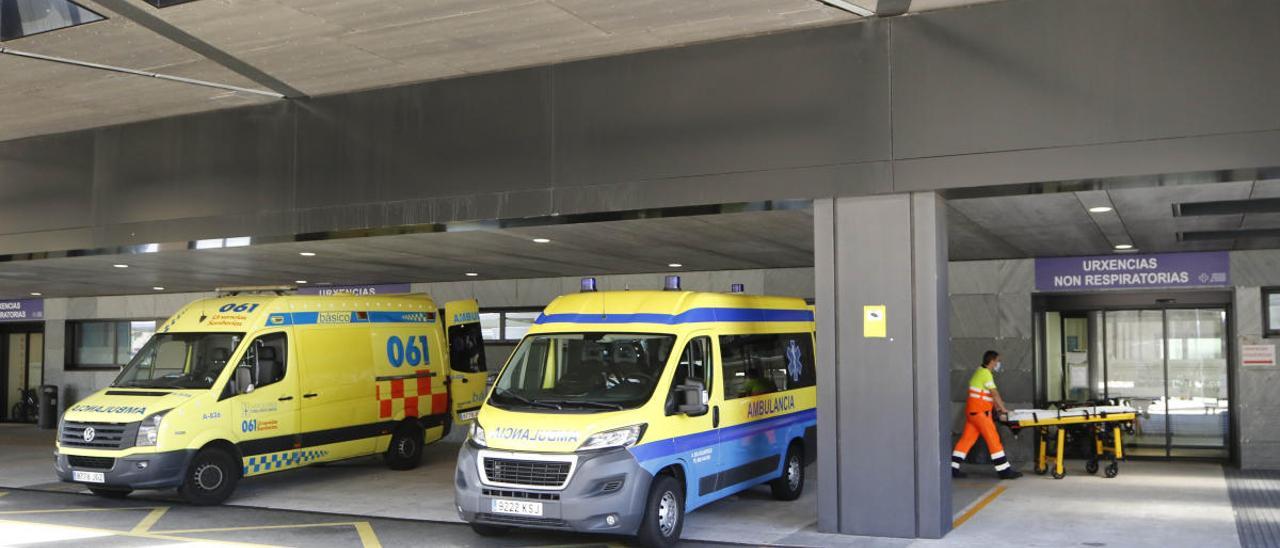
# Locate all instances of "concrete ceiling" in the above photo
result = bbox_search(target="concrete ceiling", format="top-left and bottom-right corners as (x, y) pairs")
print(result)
(0, 0), (1008, 144)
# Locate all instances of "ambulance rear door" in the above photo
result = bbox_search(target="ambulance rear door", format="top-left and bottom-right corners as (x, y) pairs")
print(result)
(443, 299), (487, 423)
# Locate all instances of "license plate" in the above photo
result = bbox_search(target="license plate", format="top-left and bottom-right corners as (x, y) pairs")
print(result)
(460, 410), (479, 422)
(72, 471), (105, 484)
(491, 499), (542, 516)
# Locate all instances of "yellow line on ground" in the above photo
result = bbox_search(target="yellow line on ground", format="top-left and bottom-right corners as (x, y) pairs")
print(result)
(0, 506), (163, 515)
(0, 518), (274, 547)
(159, 521), (364, 534)
(353, 522), (382, 548)
(131, 506), (169, 534)
(952, 485), (1007, 529)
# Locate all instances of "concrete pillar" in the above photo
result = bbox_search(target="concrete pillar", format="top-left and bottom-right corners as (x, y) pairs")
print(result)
(814, 193), (950, 538)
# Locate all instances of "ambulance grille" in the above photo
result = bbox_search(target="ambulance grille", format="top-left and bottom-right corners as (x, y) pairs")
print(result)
(60, 421), (133, 449)
(483, 457), (571, 488)
(483, 488), (560, 501)
(67, 456), (115, 469)
(477, 513), (568, 528)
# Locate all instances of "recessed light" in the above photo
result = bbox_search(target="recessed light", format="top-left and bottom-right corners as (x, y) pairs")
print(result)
(1114, 244), (1134, 250)
(299, 252), (316, 257)
(113, 264), (129, 268)
(668, 263), (683, 268)
(296, 280), (308, 284)
(30, 292), (41, 296)
(532, 238), (551, 244)
(1088, 206), (1114, 213)
(465, 272), (479, 277)
(153, 287), (165, 291)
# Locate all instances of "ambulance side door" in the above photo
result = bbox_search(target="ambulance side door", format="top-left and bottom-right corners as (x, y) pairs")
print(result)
(666, 332), (721, 505)
(442, 299), (488, 423)
(228, 331), (300, 474)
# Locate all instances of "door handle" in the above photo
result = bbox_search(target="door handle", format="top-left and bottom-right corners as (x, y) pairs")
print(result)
(712, 406), (720, 428)
(278, 396), (293, 401)
(303, 393), (319, 399)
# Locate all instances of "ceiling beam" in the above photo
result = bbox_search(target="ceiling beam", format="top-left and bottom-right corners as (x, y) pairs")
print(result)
(816, 0), (875, 17)
(87, 0), (306, 98)
(0, 46), (284, 99)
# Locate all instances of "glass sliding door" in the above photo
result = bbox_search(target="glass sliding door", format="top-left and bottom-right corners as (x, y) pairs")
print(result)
(1164, 309), (1228, 458)
(1103, 310), (1168, 457)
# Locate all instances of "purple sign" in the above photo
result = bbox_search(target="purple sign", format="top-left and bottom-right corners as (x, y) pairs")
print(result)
(0, 298), (43, 322)
(1035, 251), (1229, 292)
(296, 283), (412, 297)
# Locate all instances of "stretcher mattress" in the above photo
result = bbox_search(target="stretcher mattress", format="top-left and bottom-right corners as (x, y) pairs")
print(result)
(1006, 405), (1137, 425)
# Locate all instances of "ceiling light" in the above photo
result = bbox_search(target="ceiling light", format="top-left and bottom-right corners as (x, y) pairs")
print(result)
(299, 252), (316, 257)
(532, 238), (551, 244)
(668, 263), (683, 268)
(465, 272), (479, 277)
(296, 280), (308, 284)
(1088, 206), (1113, 213)
(1114, 244), (1134, 250)
(113, 264), (129, 268)
(153, 287), (165, 291)
(30, 292), (41, 296)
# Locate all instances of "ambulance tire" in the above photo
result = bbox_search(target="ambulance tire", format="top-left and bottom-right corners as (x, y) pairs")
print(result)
(89, 487), (132, 499)
(385, 423), (424, 471)
(770, 444), (805, 501)
(469, 523), (512, 537)
(179, 447), (239, 506)
(637, 474), (684, 548)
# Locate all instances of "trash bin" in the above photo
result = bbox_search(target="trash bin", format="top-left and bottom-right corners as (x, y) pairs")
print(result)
(38, 385), (58, 430)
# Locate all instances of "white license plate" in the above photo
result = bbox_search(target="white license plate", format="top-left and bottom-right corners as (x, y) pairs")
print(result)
(72, 471), (105, 484)
(491, 499), (543, 516)
(460, 410), (479, 422)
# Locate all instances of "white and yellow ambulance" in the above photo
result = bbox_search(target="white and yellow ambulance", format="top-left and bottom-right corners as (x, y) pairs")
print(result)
(54, 288), (489, 505)
(456, 278), (817, 547)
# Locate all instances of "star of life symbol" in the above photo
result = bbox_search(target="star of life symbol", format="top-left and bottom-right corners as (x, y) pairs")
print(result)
(1198, 273), (1210, 283)
(786, 340), (803, 382)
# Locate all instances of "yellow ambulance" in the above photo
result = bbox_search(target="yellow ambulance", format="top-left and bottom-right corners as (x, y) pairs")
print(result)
(54, 288), (489, 505)
(455, 278), (816, 547)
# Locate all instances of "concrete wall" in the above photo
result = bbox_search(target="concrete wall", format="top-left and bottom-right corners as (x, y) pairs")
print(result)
(1229, 251), (1280, 469)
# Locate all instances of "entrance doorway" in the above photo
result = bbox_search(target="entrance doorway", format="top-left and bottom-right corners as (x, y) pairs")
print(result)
(1, 323), (44, 423)
(1036, 292), (1231, 460)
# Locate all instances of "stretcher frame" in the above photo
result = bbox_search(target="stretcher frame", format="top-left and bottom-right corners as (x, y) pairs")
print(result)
(1003, 406), (1137, 479)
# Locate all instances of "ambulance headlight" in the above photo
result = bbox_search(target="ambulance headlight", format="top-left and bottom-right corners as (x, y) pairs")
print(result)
(469, 422), (487, 447)
(135, 411), (168, 447)
(578, 424), (646, 451)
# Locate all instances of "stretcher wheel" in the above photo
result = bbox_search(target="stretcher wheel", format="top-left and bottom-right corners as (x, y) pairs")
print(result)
(1104, 463), (1119, 478)
(1051, 469), (1066, 480)
(1034, 464), (1047, 475)
(1085, 459), (1099, 475)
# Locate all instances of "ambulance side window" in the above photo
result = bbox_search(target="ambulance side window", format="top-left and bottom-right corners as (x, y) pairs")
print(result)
(239, 333), (288, 390)
(666, 337), (712, 415)
(720, 333), (815, 399)
(448, 323), (487, 374)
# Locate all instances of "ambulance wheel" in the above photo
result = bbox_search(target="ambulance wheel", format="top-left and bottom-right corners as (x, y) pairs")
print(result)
(770, 444), (805, 501)
(469, 523), (511, 537)
(1105, 463), (1119, 478)
(385, 423), (424, 471)
(1085, 459), (1099, 475)
(637, 474), (684, 548)
(88, 487), (132, 499)
(1051, 469), (1066, 480)
(179, 447), (239, 506)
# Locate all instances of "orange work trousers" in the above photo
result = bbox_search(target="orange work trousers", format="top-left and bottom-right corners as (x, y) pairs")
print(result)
(952, 409), (1011, 472)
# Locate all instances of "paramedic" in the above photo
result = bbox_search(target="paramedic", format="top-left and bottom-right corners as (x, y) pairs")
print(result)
(951, 350), (1021, 480)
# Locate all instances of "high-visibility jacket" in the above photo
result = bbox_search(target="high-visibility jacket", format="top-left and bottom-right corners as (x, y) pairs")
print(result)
(966, 367), (996, 412)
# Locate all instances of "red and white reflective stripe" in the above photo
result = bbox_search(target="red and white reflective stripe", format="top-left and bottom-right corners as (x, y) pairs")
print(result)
(990, 451), (1005, 459)
(953, 450), (967, 459)
(994, 462), (1011, 471)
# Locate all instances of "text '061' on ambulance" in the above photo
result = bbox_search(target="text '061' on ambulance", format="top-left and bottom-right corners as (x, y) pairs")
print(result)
(456, 277), (817, 548)
(53, 286), (489, 505)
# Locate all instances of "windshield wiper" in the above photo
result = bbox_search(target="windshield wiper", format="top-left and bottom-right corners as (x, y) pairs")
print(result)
(494, 391), (561, 410)
(535, 399), (624, 411)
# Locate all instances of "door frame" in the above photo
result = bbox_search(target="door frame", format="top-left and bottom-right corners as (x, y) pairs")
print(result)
(1032, 290), (1235, 463)
(0, 322), (45, 423)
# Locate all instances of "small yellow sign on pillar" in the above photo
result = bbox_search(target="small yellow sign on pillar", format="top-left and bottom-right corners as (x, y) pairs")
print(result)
(863, 305), (886, 338)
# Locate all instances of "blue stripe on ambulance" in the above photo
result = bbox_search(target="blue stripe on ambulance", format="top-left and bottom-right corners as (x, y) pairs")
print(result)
(265, 311), (434, 326)
(534, 307), (814, 325)
(629, 408), (817, 511)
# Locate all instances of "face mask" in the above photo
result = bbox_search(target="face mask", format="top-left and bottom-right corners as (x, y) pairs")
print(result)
(993, 361), (1004, 373)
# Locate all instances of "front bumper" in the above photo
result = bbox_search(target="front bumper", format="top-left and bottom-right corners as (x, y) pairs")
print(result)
(55, 449), (195, 490)
(455, 442), (653, 534)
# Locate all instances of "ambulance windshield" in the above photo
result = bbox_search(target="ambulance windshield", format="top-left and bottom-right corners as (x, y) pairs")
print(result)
(490, 332), (676, 412)
(112, 332), (244, 390)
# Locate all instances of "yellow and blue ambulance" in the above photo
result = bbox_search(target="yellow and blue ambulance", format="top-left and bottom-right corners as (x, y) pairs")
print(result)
(54, 288), (488, 504)
(455, 277), (816, 547)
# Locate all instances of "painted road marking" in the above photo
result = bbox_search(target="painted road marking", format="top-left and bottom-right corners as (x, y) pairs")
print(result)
(0, 518), (271, 547)
(952, 485), (1007, 529)
(0, 506), (165, 515)
(160, 521), (384, 548)
(131, 506), (170, 534)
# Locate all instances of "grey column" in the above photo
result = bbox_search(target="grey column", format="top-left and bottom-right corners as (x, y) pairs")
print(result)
(815, 193), (951, 538)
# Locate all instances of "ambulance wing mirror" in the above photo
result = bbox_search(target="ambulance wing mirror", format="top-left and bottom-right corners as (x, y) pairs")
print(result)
(676, 380), (708, 416)
(234, 366), (255, 395)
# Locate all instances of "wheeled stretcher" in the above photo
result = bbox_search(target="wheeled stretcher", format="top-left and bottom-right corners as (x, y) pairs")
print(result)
(1001, 402), (1138, 479)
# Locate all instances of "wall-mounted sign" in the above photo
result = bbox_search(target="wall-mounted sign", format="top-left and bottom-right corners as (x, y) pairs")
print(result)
(863, 305), (886, 338)
(1035, 251), (1229, 292)
(0, 299), (43, 322)
(296, 284), (411, 297)
(1242, 344), (1276, 367)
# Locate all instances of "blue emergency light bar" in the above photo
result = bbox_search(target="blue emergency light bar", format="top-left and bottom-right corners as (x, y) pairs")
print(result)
(730, 283), (745, 293)
(581, 278), (598, 292)
(664, 275), (681, 291)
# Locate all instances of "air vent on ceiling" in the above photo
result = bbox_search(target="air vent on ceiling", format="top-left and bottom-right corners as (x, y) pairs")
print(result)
(1174, 197), (1280, 217)
(1178, 228), (1280, 242)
